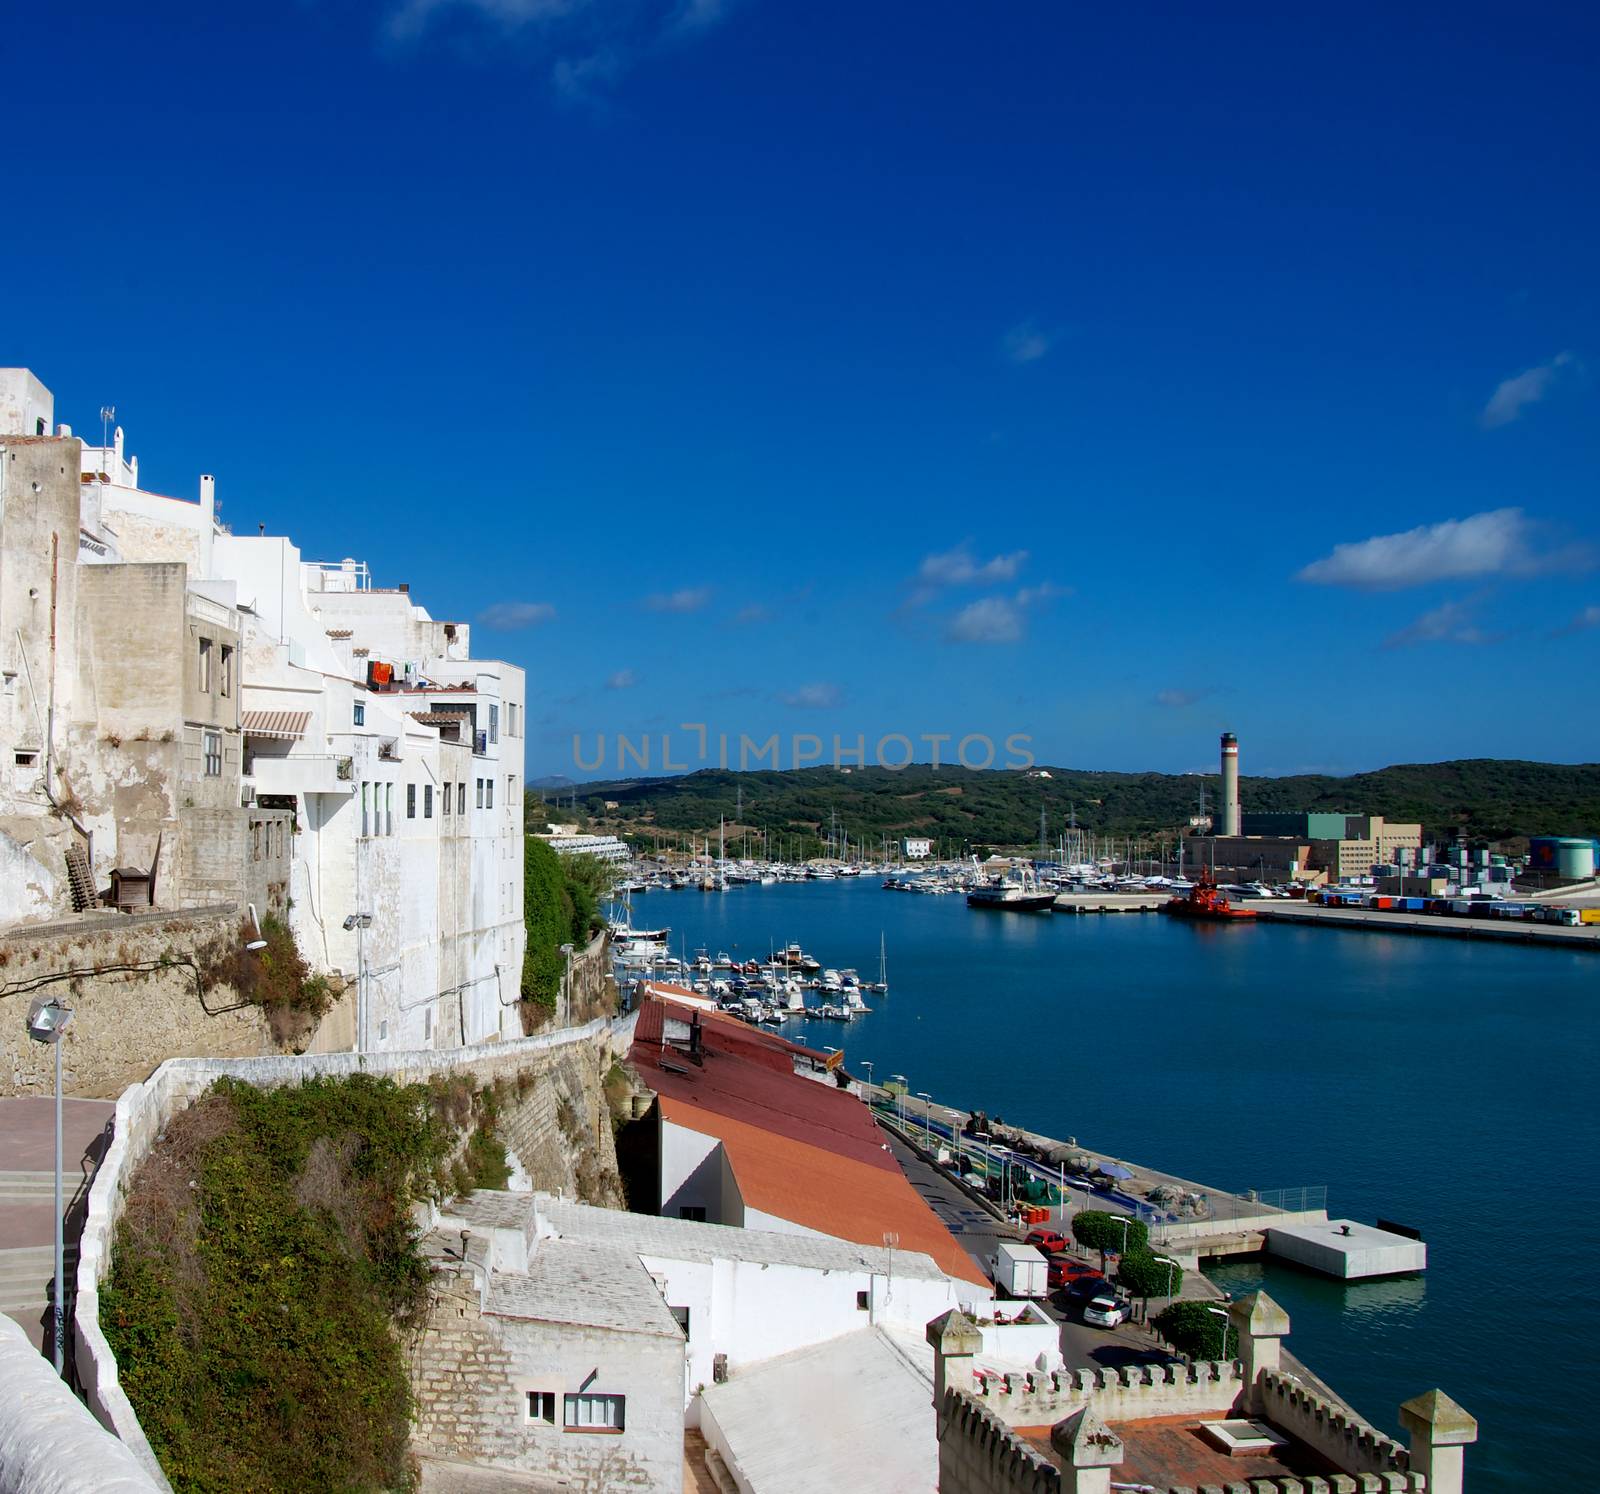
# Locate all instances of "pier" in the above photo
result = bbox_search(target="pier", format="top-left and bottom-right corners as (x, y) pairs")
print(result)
(1253, 899), (1600, 948)
(1052, 892), (1167, 914)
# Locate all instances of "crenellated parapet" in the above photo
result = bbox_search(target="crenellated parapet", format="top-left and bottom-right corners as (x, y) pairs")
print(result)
(937, 1389), (1062, 1494)
(971, 1357), (1244, 1426)
(1261, 1369), (1415, 1479)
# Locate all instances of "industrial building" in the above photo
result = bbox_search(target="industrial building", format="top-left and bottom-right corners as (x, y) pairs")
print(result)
(1179, 734), (1424, 885)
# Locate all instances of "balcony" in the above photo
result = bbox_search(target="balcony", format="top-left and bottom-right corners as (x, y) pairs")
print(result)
(244, 753), (356, 798)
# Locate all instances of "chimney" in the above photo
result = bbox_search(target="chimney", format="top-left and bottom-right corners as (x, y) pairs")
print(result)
(199, 474), (216, 577)
(1221, 732), (1241, 837)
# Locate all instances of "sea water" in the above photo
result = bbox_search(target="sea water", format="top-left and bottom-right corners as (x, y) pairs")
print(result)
(644, 876), (1598, 1491)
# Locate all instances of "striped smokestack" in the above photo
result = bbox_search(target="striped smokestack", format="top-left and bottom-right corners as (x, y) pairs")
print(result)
(1221, 732), (1241, 837)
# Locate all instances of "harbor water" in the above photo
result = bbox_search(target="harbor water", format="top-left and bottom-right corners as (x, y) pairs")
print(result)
(644, 876), (1598, 1492)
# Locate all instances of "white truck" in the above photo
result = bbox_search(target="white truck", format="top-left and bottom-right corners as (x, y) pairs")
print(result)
(989, 1241), (1048, 1299)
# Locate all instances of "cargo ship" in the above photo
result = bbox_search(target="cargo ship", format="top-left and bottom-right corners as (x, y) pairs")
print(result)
(1160, 869), (1257, 921)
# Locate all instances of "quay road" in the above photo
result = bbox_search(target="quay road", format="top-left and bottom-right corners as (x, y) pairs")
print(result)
(881, 1126), (1195, 1375)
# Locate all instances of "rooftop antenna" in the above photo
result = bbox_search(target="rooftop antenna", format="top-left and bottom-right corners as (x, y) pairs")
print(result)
(99, 406), (115, 461)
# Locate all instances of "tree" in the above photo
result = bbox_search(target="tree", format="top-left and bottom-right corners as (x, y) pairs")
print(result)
(1153, 1299), (1235, 1361)
(1071, 1210), (1149, 1255)
(560, 853), (614, 940)
(1115, 1248), (1182, 1301)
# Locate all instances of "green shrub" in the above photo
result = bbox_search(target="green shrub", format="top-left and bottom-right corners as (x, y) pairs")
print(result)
(102, 1075), (456, 1492)
(1114, 1248), (1182, 1299)
(1072, 1210), (1148, 1254)
(1153, 1299), (1236, 1360)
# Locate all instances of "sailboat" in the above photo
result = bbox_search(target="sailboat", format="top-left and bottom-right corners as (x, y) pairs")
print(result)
(868, 931), (889, 993)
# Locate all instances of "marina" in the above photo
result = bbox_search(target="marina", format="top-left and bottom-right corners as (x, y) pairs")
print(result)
(645, 872), (1600, 1493)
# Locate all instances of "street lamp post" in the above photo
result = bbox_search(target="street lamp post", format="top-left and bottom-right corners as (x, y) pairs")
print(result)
(1206, 1305), (1234, 1361)
(890, 1074), (906, 1125)
(916, 1091), (934, 1147)
(344, 912), (373, 1051)
(26, 998), (74, 1375)
(861, 1059), (874, 1093)
(1154, 1254), (1180, 1300)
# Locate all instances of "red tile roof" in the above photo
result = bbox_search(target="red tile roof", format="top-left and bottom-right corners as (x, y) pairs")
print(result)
(632, 997), (985, 1285)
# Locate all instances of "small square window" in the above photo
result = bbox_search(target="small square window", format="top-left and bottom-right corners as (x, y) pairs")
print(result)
(354, 702), (365, 727)
(669, 1305), (690, 1337)
(856, 1290), (870, 1311)
(527, 1391), (556, 1424)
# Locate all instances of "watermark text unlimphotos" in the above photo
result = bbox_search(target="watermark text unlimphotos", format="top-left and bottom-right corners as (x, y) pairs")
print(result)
(572, 725), (1034, 774)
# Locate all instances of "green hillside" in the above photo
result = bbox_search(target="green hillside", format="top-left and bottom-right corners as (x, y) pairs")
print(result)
(542, 760), (1600, 853)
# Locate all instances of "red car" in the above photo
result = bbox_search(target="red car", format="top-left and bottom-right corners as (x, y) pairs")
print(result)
(1025, 1229), (1070, 1255)
(1047, 1254), (1104, 1291)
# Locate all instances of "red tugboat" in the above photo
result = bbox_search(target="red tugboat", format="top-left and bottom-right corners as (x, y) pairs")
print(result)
(1161, 868), (1258, 921)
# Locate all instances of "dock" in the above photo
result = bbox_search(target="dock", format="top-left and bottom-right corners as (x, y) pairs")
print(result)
(1052, 892), (1167, 914)
(1253, 900), (1600, 949)
(871, 1089), (1426, 1281)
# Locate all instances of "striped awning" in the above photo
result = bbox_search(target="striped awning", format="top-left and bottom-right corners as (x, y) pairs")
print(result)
(241, 710), (311, 740)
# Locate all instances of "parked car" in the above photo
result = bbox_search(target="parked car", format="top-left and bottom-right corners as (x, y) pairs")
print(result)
(1047, 1254), (1103, 1290)
(1064, 1274), (1114, 1304)
(1026, 1229), (1070, 1255)
(1082, 1292), (1130, 1329)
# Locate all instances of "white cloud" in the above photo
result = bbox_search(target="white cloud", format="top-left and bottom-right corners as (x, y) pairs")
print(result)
(1002, 320), (1054, 365)
(1557, 604), (1600, 636)
(1383, 599), (1494, 649)
(1155, 688), (1207, 709)
(643, 586), (711, 614)
(780, 682), (840, 709)
(605, 668), (637, 689)
(729, 602), (770, 627)
(1480, 351), (1575, 429)
(907, 543), (1028, 608)
(477, 600), (556, 629)
(384, 0), (739, 98)
(946, 597), (1023, 644)
(1297, 508), (1545, 590)
(944, 581), (1063, 644)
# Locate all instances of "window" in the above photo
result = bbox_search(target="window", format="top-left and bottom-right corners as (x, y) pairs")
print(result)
(458, 782), (467, 815)
(669, 1305), (691, 1338)
(385, 784), (394, 836)
(220, 645), (234, 698)
(678, 1205), (707, 1222)
(424, 784), (433, 818)
(476, 778), (484, 810)
(856, 1290), (870, 1311)
(198, 637), (213, 693)
(354, 702), (365, 727)
(527, 1391), (556, 1424)
(252, 823), (262, 862)
(486, 778), (494, 810)
(14, 751), (38, 768)
(564, 1394), (624, 1432)
(407, 784), (417, 819)
(361, 782), (370, 838)
(507, 703), (517, 738)
(489, 703), (499, 743)
(442, 782), (451, 816)
(203, 731), (222, 777)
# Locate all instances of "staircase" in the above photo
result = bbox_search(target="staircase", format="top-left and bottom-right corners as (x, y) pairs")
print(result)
(63, 844), (96, 912)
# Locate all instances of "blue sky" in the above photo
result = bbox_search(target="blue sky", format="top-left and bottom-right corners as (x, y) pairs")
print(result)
(8, 1), (1598, 779)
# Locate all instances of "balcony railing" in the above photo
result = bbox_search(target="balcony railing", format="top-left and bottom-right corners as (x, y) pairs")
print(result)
(244, 754), (356, 797)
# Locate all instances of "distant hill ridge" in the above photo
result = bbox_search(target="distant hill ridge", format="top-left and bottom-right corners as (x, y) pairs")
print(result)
(557, 759), (1600, 845)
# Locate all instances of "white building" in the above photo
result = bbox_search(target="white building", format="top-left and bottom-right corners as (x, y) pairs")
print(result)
(536, 830), (632, 864)
(1, 368), (525, 1049)
(903, 837), (933, 860)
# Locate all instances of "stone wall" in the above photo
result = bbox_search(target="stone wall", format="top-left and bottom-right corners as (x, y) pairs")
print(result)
(410, 1267), (682, 1493)
(73, 1011), (639, 1488)
(1261, 1369), (1413, 1479)
(935, 1387), (1426, 1494)
(496, 1036), (626, 1207)
(0, 907), (272, 1099)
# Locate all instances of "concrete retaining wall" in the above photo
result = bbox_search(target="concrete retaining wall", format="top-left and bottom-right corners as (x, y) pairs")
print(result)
(0, 1313), (157, 1494)
(72, 1009), (639, 1487)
